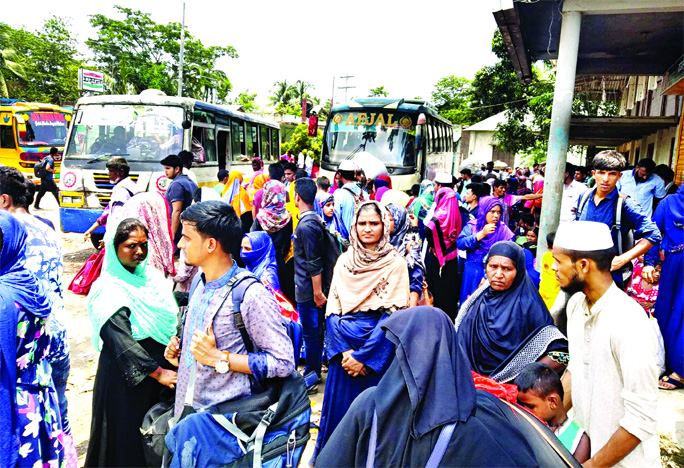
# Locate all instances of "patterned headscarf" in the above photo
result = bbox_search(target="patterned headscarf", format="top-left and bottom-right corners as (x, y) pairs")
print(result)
(114, 192), (176, 277)
(256, 180), (292, 233)
(326, 201), (410, 316)
(386, 203), (410, 248)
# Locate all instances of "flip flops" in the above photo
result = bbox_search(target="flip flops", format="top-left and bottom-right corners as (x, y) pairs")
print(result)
(658, 375), (684, 390)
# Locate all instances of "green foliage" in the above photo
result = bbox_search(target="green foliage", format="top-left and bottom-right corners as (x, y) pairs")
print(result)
(230, 90), (259, 113)
(0, 18), (81, 103)
(431, 75), (472, 125)
(281, 123), (323, 165)
(270, 79), (319, 116)
(87, 6), (236, 97)
(369, 86), (388, 97)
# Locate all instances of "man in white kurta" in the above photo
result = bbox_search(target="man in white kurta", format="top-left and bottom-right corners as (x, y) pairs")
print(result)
(553, 221), (659, 468)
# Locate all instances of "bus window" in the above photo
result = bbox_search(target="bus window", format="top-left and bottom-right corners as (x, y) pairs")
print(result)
(427, 124), (433, 153)
(260, 126), (270, 159)
(1, 126), (15, 149)
(231, 121), (243, 160)
(194, 110), (215, 124)
(203, 127), (216, 162)
(246, 124), (259, 158)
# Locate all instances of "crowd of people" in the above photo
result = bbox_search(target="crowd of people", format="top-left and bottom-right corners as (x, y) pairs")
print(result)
(0, 146), (681, 467)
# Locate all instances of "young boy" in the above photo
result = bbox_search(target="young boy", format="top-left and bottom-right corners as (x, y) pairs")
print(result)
(539, 232), (560, 310)
(515, 363), (591, 463)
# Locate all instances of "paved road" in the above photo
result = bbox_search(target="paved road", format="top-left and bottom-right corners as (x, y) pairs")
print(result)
(33, 196), (684, 465)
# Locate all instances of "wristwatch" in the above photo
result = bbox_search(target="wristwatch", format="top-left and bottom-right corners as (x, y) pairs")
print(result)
(215, 352), (230, 374)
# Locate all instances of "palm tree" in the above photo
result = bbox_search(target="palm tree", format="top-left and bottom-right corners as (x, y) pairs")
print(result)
(291, 80), (314, 102)
(269, 80), (294, 106)
(0, 30), (28, 98)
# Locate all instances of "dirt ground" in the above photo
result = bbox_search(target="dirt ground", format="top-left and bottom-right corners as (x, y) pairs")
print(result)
(36, 197), (683, 467)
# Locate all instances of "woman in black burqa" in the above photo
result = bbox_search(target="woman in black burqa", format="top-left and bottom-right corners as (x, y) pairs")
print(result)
(316, 306), (541, 467)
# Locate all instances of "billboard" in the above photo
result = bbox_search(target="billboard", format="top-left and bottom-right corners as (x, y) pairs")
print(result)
(78, 69), (105, 93)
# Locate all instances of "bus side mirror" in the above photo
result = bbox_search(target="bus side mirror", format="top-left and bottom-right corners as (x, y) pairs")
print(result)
(181, 120), (191, 130)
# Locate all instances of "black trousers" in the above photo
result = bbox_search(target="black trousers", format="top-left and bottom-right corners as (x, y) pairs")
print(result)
(34, 178), (60, 207)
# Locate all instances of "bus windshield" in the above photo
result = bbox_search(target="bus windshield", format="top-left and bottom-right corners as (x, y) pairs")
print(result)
(324, 111), (416, 167)
(16, 111), (69, 147)
(65, 104), (183, 161)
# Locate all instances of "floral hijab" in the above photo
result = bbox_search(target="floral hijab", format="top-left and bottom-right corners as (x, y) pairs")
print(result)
(412, 179), (435, 220)
(256, 180), (292, 233)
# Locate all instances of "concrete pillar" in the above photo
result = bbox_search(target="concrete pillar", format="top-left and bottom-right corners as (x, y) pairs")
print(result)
(537, 10), (582, 265)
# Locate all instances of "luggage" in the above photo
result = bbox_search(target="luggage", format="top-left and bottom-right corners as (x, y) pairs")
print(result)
(165, 372), (311, 468)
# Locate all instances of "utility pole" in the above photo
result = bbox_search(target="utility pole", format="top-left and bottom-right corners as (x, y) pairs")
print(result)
(338, 75), (355, 103)
(177, 2), (186, 97)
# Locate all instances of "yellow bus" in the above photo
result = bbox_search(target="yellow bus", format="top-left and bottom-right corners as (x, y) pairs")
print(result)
(0, 99), (72, 183)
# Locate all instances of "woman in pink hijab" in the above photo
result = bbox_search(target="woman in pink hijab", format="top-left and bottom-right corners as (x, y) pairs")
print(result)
(424, 181), (462, 320)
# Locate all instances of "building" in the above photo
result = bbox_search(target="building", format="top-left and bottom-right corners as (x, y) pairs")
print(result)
(493, 0), (684, 260)
(458, 111), (516, 168)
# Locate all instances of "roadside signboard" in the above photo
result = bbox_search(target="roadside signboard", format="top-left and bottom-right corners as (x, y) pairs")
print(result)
(78, 69), (105, 93)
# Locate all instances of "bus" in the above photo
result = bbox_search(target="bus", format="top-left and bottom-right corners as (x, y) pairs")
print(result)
(59, 89), (280, 238)
(0, 99), (72, 183)
(319, 98), (454, 190)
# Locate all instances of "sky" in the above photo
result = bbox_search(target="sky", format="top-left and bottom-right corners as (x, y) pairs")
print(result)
(3, 0), (500, 108)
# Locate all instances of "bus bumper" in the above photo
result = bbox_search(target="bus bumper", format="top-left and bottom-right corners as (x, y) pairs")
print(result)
(59, 208), (105, 234)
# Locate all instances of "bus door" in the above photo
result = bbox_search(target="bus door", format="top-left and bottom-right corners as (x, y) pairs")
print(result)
(216, 125), (231, 170)
(0, 112), (17, 164)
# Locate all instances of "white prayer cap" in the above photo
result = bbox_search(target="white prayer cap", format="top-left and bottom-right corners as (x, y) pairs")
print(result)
(554, 221), (614, 251)
(434, 172), (453, 184)
(338, 160), (357, 172)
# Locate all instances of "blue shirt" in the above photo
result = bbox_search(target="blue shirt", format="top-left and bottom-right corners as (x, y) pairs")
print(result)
(618, 170), (666, 218)
(165, 173), (198, 241)
(42, 156), (55, 181)
(575, 188), (661, 266)
(333, 182), (362, 240)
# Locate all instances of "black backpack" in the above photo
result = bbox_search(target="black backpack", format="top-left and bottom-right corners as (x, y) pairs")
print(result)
(34, 159), (49, 179)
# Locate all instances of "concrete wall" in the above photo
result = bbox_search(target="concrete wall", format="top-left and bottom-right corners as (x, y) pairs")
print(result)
(617, 124), (678, 166)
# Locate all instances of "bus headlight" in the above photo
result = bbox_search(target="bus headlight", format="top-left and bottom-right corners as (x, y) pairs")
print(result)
(62, 172), (77, 188)
(61, 196), (83, 205)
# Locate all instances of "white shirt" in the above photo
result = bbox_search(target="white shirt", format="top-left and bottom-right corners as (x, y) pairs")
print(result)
(560, 180), (588, 223)
(567, 284), (659, 468)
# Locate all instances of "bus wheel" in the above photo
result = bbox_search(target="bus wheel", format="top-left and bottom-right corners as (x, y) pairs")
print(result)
(91, 233), (105, 250)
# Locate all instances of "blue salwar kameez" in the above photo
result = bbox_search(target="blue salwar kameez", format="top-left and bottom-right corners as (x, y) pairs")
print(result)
(649, 185), (684, 377)
(311, 310), (394, 465)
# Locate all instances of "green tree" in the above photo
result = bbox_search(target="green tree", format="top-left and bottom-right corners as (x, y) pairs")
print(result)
(0, 25), (29, 98)
(369, 85), (388, 97)
(0, 18), (82, 103)
(87, 6), (236, 96)
(281, 123), (323, 164)
(291, 80), (314, 101)
(230, 90), (259, 113)
(431, 75), (472, 125)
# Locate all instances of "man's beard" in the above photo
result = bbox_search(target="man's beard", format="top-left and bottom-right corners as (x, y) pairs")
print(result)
(560, 269), (585, 295)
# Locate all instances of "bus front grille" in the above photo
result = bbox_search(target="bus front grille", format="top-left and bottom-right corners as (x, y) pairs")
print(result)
(93, 173), (140, 209)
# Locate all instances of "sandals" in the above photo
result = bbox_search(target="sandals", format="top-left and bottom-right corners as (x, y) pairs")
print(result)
(658, 375), (684, 390)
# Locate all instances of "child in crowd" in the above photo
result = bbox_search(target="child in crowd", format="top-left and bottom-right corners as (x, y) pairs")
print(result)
(515, 363), (591, 464)
(539, 232), (560, 310)
(515, 213), (536, 243)
(627, 256), (662, 312)
(523, 227), (539, 256)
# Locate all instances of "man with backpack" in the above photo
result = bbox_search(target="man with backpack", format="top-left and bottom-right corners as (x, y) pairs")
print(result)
(575, 150), (661, 289)
(165, 201), (294, 417)
(33, 146), (60, 210)
(293, 178), (327, 393)
(333, 159), (364, 240)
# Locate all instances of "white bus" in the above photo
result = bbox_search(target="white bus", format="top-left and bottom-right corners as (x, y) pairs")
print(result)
(59, 89), (280, 242)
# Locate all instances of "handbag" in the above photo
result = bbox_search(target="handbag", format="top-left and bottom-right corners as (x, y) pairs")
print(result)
(67, 248), (105, 295)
